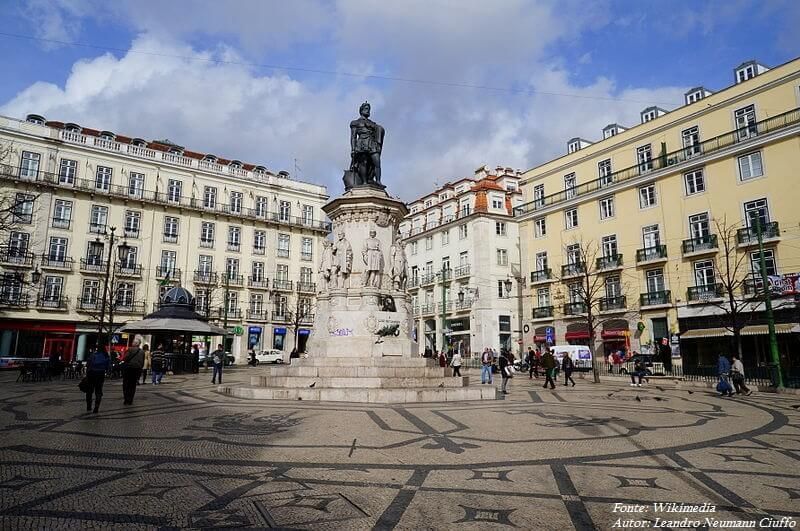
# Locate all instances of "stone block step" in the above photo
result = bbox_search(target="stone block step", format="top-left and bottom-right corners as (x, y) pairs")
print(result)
(217, 384), (497, 403)
(252, 375), (470, 389)
(289, 357), (438, 368)
(264, 365), (450, 378)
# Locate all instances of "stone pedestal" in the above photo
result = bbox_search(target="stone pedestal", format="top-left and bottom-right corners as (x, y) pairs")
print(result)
(219, 186), (496, 403)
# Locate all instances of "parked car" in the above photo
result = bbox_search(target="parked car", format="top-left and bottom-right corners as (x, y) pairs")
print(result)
(550, 345), (593, 371)
(253, 350), (285, 365)
(198, 352), (236, 367)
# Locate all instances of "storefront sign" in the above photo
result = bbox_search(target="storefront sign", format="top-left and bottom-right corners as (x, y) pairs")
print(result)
(248, 326), (262, 334)
(274, 328), (287, 335)
(298, 329), (311, 336)
(768, 273), (800, 295)
(545, 326), (555, 345)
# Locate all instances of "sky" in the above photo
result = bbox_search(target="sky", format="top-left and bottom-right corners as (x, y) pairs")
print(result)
(0, 0), (798, 200)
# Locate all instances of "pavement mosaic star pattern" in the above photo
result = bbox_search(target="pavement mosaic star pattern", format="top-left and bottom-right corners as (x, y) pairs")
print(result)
(1, 369), (799, 530)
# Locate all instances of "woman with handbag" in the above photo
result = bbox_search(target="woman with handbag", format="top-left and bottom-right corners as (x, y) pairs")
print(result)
(83, 345), (110, 413)
(499, 350), (513, 395)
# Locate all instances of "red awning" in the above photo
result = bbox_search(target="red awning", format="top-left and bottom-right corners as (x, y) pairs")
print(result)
(601, 329), (628, 339)
(565, 330), (590, 340)
(533, 335), (546, 342)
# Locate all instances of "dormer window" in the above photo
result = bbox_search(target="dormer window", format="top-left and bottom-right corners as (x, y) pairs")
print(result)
(568, 140), (580, 154)
(99, 131), (115, 141)
(203, 154), (217, 162)
(169, 146), (184, 155)
(229, 160), (243, 169)
(65, 123), (81, 133)
(734, 61), (769, 84)
(25, 114), (45, 125)
(131, 138), (147, 147)
(640, 106), (666, 124)
(254, 165), (267, 174)
(424, 199), (433, 208)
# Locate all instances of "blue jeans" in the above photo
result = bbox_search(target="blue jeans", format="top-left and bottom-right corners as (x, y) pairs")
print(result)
(151, 370), (163, 384)
(212, 363), (223, 384)
(481, 364), (492, 383)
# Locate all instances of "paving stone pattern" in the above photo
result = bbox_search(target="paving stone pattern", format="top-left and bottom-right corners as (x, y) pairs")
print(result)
(1, 368), (799, 530)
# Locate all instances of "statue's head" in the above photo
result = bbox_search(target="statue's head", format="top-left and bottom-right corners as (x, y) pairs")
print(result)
(359, 101), (371, 117)
(322, 239), (331, 247)
(337, 229), (345, 239)
(369, 230), (377, 237)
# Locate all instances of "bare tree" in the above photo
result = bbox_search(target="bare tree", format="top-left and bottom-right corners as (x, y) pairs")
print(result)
(556, 239), (640, 383)
(283, 293), (316, 354)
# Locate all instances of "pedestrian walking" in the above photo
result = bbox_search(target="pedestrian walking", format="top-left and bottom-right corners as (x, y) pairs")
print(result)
(730, 354), (752, 396)
(451, 351), (462, 377)
(151, 344), (165, 384)
(717, 353), (734, 397)
(499, 350), (513, 394)
(480, 348), (493, 384)
(541, 349), (557, 389)
(141, 343), (151, 384)
(562, 352), (576, 387)
(83, 345), (110, 413)
(629, 358), (645, 386)
(438, 350), (447, 368)
(211, 344), (225, 384)
(120, 339), (145, 405)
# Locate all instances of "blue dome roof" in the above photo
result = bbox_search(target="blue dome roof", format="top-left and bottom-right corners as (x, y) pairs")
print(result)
(160, 286), (195, 306)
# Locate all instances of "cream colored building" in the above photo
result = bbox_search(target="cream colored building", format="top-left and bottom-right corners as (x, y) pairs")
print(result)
(399, 166), (524, 357)
(0, 114), (329, 362)
(517, 57), (800, 372)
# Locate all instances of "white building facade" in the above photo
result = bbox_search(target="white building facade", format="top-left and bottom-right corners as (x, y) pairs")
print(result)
(399, 166), (524, 358)
(0, 114), (329, 363)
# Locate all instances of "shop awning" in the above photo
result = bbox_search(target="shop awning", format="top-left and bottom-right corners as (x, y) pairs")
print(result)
(740, 323), (799, 336)
(565, 330), (591, 340)
(680, 327), (732, 339)
(601, 329), (628, 339)
(534, 335), (546, 342)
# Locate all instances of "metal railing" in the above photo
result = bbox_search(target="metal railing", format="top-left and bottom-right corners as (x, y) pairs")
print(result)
(421, 303), (435, 314)
(222, 274), (244, 287)
(596, 254), (623, 270)
(272, 279), (293, 291)
(80, 257), (105, 273)
(155, 266), (181, 280)
(636, 245), (668, 263)
(599, 296), (626, 311)
(563, 301), (587, 315)
(113, 301), (146, 314)
(533, 306), (554, 318)
(515, 107), (800, 216)
(40, 255), (74, 270)
(530, 268), (552, 282)
(248, 277), (269, 289)
(561, 262), (585, 278)
(272, 311), (290, 322)
(640, 290), (671, 306)
(682, 234), (718, 254)
(454, 264), (470, 277)
(297, 282), (316, 293)
(687, 283), (724, 301)
(0, 248), (34, 267)
(162, 234), (178, 244)
(36, 295), (68, 309)
(0, 294), (30, 309)
(193, 271), (217, 284)
(247, 309), (268, 320)
(115, 263), (143, 277)
(737, 221), (780, 245)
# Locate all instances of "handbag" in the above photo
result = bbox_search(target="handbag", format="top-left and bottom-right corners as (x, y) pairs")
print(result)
(78, 377), (90, 393)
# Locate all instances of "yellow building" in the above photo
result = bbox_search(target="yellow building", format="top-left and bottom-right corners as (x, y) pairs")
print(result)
(0, 114), (329, 362)
(516, 57), (800, 375)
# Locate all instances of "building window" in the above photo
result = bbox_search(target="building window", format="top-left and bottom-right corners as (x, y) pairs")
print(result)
(128, 172), (145, 198)
(226, 291), (239, 312)
(300, 266), (313, 284)
(496, 249), (508, 266)
(564, 173), (577, 199)
(605, 275), (621, 299)
(441, 256), (450, 272)
(534, 217), (546, 238)
(598, 159), (612, 187)
(277, 234), (290, 258)
(228, 226), (241, 251)
(567, 282), (583, 304)
(121, 246), (138, 269)
(255, 196), (268, 217)
(688, 212), (710, 240)
(601, 235), (618, 257)
(537, 287), (550, 308)
(565, 243), (581, 266)
(693, 260), (715, 286)
(599, 196), (614, 220)
(735, 104), (757, 140)
(161, 250), (177, 274)
(198, 255), (213, 274)
(642, 109), (657, 123)
(496, 222), (507, 236)
(252, 262), (265, 281)
(90, 205), (108, 233)
(682, 126), (701, 157)
(276, 264), (289, 281)
(124, 211), (141, 238)
(441, 230), (450, 246)
(743, 198), (770, 228)
(200, 222), (215, 245)
(302, 205), (314, 225)
(639, 183), (657, 208)
(491, 196), (503, 209)
(684, 169), (705, 195)
(115, 282), (135, 308)
(459, 251), (469, 267)
(8, 232), (30, 257)
(497, 280), (508, 298)
(167, 179), (182, 203)
(48, 237), (68, 261)
(85, 241), (103, 264)
(458, 224), (468, 239)
(425, 236), (433, 250)
(533, 184), (545, 207)
(250, 293), (264, 313)
(82, 279), (100, 304)
(95, 166), (112, 191)
(535, 251), (548, 271)
(13, 193), (34, 223)
(230, 191), (243, 214)
(568, 141), (580, 154)
(225, 258), (240, 280)
(279, 200), (291, 222)
(646, 269), (665, 293)
(564, 208), (578, 229)
(410, 241), (418, 255)
(203, 186), (217, 208)
(738, 152), (763, 181)
(750, 249), (777, 277)
(163, 216), (179, 242)
(58, 159), (77, 184)
(254, 230), (266, 253)
(53, 199), (72, 229)
(737, 65), (755, 83)
(301, 237), (313, 261)
(637, 144), (653, 173)
(20, 151), (41, 179)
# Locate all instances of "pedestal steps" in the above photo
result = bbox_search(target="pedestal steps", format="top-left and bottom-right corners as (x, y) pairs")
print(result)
(252, 375), (470, 389)
(265, 365), (450, 378)
(218, 384), (496, 403)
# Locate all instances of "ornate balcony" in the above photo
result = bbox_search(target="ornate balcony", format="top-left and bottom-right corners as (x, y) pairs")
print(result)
(297, 282), (316, 293)
(155, 266), (181, 281)
(248, 277), (269, 289)
(115, 263), (143, 277)
(272, 279), (293, 291)
(113, 301), (146, 314)
(272, 311), (290, 323)
(596, 254), (623, 271)
(0, 293), (30, 309)
(193, 271), (217, 284)
(247, 309), (268, 321)
(687, 283), (724, 302)
(454, 264), (470, 278)
(561, 262), (585, 278)
(222, 274), (244, 287)
(599, 296), (627, 311)
(530, 268), (552, 283)
(682, 234), (718, 255)
(737, 221), (780, 246)
(0, 248), (34, 268)
(639, 290), (671, 307)
(40, 255), (74, 271)
(636, 245), (668, 264)
(36, 295), (68, 310)
(532, 306), (553, 319)
(563, 302), (587, 315)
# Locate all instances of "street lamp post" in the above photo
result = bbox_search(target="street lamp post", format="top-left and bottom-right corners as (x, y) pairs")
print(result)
(95, 227), (132, 354)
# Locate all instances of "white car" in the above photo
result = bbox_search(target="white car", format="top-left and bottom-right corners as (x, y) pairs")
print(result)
(254, 350), (285, 365)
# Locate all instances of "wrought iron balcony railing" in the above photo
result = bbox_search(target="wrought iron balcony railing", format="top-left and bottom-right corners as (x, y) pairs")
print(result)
(639, 290), (671, 306)
(636, 245), (668, 263)
(682, 234), (718, 254)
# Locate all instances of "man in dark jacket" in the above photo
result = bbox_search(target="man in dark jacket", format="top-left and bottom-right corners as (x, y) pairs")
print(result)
(211, 344), (225, 384)
(84, 346), (110, 413)
(499, 351), (513, 395)
(562, 352), (576, 387)
(541, 349), (557, 390)
(121, 339), (145, 405)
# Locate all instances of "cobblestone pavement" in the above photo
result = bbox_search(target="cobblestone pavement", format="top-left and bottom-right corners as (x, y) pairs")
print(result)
(1, 368), (799, 530)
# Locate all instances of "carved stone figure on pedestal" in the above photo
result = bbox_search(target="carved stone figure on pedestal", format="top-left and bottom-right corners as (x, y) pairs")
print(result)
(362, 229), (384, 288)
(333, 230), (353, 289)
(390, 232), (408, 291)
(343, 102), (385, 191)
(318, 239), (333, 293)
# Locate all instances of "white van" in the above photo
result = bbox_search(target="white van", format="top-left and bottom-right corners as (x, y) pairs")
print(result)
(550, 345), (593, 371)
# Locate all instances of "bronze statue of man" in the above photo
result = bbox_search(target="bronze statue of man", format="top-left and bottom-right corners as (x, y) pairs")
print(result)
(346, 102), (385, 189)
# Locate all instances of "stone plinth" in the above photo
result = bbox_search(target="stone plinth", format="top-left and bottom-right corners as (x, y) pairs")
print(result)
(218, 186), (496, 403)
